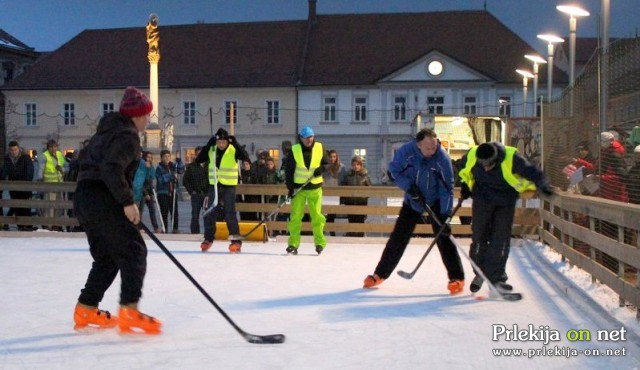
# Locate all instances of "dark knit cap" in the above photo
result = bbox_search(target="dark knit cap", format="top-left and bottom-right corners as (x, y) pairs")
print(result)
(476, 143), (498, 165)
(215, 128), (229, 140)
(119, 86), (153, 118)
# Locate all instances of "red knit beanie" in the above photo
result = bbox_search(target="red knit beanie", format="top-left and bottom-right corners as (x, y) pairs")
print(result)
(119, 86), (153, 117)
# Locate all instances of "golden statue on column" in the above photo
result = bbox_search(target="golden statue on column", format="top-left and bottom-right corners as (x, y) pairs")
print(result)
(146, 14), (160, 62)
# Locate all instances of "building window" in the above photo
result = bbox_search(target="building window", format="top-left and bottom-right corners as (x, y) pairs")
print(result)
(427, 96), (444, 114)
(323, 96), (336, 122)
(463, 96), (477, 115)
(498, 96), (511, 117)
(63, 103), (75, 126)
(102, 102), (114, 116)
(354, 96), (367, 122)
(224, 100), (237, 125)
(267, 100), (280, 124)
(25, 103), (37, 126)
(354, 148), (367, 164)
(183, 101), (196, 125)
(393, 96), (407, 121)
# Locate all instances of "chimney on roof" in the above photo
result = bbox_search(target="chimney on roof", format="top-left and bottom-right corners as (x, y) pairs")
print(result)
(308, 0), (317, 24)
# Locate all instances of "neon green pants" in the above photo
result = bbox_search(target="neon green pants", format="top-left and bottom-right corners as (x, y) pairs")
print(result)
(287, 187), (326, 248)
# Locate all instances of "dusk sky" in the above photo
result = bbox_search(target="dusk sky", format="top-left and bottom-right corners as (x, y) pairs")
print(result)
(1, 0), (638, 55)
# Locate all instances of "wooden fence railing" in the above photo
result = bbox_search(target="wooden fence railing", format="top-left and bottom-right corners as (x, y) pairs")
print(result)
(0, 181), (539, 237)
(540, 192), (640, 315)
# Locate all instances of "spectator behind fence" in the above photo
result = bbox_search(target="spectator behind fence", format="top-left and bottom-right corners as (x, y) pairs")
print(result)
(323, 149), (347, 236)
(183, 146), (209, 234)
(259, 156), (283, 203)
(133, 151), (160, 232)
(627, 145), (640, 204)
(340, 155), (371, 237)
(155, 150), (185, 234)
(39, 139), (68, 230)
(2, 140), (35, 230)
(598, 131), (628, 202)
(238, 159), (259, 221)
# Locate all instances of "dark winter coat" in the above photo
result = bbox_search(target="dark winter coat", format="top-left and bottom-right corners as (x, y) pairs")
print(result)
(599, 140), (628, 202)
(155, 161), (184, 196)
(183, 161), (209, 195)
(2, 152), (34, 181)
(340, 168), (371, 205)
(388, 139), (454, 215)
(458, 143), (548, 207)
(76, 112), (140, 206)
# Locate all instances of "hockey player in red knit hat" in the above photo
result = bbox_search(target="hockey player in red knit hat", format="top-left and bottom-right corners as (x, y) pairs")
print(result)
(72, 86), (162, 334)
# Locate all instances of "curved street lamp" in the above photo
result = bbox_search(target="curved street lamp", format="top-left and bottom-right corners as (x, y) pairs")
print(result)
(557, 5), (590, 87)
(516, 69), (534, 116)
(525, 54), (547, 117)
(537, 34), (565, 102)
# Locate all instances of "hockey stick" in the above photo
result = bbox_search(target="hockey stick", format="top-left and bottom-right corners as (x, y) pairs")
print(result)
(169, 182), (176, 232)
(239, 176), (314, 240)
(202, 150), (219, 217)
(140, 222), (286, 343)
(396, 197), (464, 279)
(152, 188), (165, 233)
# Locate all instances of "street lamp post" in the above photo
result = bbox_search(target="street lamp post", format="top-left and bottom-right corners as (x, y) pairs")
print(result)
(516, 69), (534, 117)
(537, 34), (564, 103)
(524, 54), (546, 117)
(557, 5), (590, 87)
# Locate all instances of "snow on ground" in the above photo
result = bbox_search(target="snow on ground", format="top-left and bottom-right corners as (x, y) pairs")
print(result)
(1, 234), (639, 370)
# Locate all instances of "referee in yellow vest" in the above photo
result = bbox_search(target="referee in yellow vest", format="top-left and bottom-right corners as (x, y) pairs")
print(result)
(196, 128), (250, 253)
(284, 126), (329, 255)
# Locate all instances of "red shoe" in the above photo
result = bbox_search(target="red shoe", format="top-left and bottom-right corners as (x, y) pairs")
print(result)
(447, 279), (465, 295)
(363, 274), (385, 288)
(73, 304), (118, 331)
(118, 307), (162, 335)
(200, 240), (212, 252)
(228, 241), (242, 253)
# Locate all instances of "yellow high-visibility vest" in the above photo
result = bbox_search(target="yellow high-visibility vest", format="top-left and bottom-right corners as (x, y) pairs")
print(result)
(459, 145), (536, 193)
(291, 142), (323, 185)
(208, 145), (238, 185)
(43, 150), (65, 183)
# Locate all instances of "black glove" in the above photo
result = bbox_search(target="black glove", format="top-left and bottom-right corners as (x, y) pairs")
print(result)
(228, 135), (237, 146)
(206, 136), (216, 147)
(287, 186), (294, 198)
(540, 184), (555, 197)
(407, 184), (423, 202)
(313, 167), (323, 177)
(460, 183), (472, 200)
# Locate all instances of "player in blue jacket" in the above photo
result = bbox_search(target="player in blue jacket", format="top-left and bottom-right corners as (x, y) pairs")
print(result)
(363, 128), (465, 294)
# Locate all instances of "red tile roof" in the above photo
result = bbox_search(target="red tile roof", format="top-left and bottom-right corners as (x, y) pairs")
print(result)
(4, 10), (559, 90)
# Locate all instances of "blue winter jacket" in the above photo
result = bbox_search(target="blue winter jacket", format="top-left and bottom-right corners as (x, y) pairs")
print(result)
(133, 159), (155, 203)
(388, 139), (454, 215)
(155, 159), (185, 195)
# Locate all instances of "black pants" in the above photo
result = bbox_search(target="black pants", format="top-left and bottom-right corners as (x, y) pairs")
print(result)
(9, 190), (32, 229)
(469, 196), (515, 283)
(74, 181), (147, 306)
(374, 202), (464, 281)
(190, 193), (205, 234)
(158, 193), (178, 232)
(204, 185), (240, 242)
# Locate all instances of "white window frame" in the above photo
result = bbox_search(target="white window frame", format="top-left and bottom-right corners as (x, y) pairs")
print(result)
(463, 96), (477, 115)
(393, 95), (407, 121)
(224, 100), (237, 125)
(427, 96), (444, 115)
(322, 96), (337, 122)
(101, 102), (115, 116)
(25, 103), (37, 126)
(183, 100), (196, 125)
(63, 103), (75, 126)
(266, 100), (280, 125)
(353, 96), (368, 122)
(353, 148), (367, 164)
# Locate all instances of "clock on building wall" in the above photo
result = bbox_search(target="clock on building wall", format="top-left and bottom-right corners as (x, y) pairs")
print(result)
(426, 59), (444, 78)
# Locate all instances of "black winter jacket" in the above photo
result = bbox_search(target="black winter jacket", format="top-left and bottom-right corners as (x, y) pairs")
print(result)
(76, 112), (141, 206)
